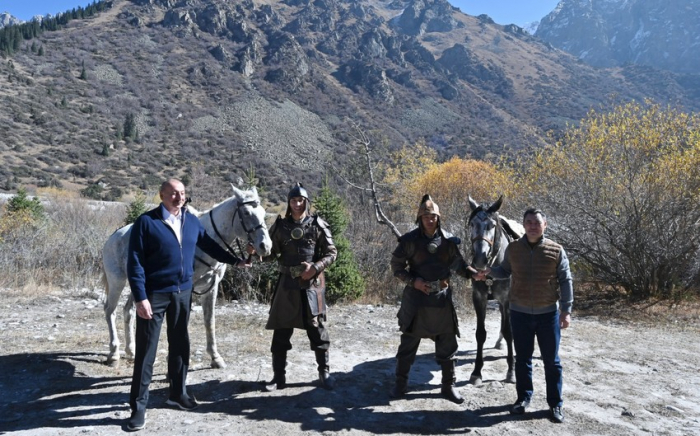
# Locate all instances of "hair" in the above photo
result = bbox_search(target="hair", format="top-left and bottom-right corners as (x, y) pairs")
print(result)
(523, 208), (546, 221)
(160, 178), (183, 193)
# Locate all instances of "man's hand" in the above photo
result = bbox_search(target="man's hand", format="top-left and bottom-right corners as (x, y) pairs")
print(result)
(413, 277), (430, 295)
(300, 261), (317, 281)
(473, 269), (490, 281)
(135, 299), (153, 320)
(236, 258), (253, 268)
(560, 312), (571, 329)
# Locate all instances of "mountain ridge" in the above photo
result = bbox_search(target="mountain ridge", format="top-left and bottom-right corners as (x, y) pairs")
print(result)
(1, 0), (698, 202)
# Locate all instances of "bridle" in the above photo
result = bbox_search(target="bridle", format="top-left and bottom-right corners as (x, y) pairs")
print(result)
(193, 198), (267, 294)
(469, 209), (504, 268)
(211, 199), (266, 256)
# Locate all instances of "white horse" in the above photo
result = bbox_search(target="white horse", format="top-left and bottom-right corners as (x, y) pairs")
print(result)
(102, 186), (272, 368)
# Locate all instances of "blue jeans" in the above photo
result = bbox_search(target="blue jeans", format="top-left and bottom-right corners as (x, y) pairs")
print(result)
(510, 309), (563, 408)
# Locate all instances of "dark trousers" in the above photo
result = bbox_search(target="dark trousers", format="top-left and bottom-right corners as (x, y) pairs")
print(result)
(130, 289), (192, 413)
(396, 332), (458, 365)
(270, 293), (330, 353)
(270, 318), (330, 353)
(510, 309), (563, 408)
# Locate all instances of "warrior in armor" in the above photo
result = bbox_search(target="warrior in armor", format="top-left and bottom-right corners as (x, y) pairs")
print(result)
(389, 195), (478, 403)
(263, 183), (338, 391)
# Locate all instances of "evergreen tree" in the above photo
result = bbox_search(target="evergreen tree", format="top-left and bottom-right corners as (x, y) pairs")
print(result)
(79, 60), (87, 80)
(6, 187), (45, 221)
(314, 179), (365, 303)
(124, 192), (148, 225)
(123, 113), (137, 140)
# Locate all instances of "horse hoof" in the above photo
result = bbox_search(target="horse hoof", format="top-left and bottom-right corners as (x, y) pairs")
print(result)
(470, 375), (483, 386)
(505, 372), (516, 384)
(106, 357), (120, 368)
(211, 358), (227, 369)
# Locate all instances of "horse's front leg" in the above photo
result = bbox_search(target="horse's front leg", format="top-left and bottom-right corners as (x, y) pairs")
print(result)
(500, 301), (515, 384)
(202, 278), (226, 369)
(470, 289), (488, 386)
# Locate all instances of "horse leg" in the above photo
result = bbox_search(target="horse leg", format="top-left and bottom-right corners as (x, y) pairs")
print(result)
(103, 272), (124, 366)
(203, 278), (226, 369)
(470, 290), (488, 386)
(494, 332), (504, 350)
(500, 301), (515, 384)
(123, 294), (136, 360)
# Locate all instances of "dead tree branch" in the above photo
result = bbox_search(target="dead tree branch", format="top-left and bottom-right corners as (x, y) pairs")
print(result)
(337, 121), (402, 239)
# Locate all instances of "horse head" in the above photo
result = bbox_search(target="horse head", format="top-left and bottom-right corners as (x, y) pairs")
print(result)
(468, 195), (504, 270)
(230, 185), (273, 257)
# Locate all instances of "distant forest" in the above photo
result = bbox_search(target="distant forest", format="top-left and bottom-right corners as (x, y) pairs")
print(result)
(0, 1), (113, 56)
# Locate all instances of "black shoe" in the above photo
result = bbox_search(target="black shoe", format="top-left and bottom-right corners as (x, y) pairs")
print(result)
(511, 398), (530, 415)
(550, 406), (564, 423)
(441, 384), (465, 404)
(264, 375), (286, 392)
(319, 371), (335, 390)
(390, 378), (408, 398)
(126, 410), (146, 431)
(166, 394), (199, 410)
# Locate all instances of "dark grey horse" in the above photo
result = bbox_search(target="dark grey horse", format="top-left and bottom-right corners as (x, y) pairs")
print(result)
(467, 195), (523, 385)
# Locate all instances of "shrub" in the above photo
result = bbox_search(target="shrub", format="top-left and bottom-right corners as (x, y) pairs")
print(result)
(314, 179), (365, 303)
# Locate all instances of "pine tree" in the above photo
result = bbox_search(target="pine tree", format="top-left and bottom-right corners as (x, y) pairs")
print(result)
(123, 113), (137, 140)
(6, 187), (45, 221)
(124, 192), (148, 225)
(79, 60), (87, 80)
(314, 179), (365, 303)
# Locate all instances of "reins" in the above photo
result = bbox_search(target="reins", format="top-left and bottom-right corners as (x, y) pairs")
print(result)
(469, 210), (504, 268)
(193, 198), (266, 295)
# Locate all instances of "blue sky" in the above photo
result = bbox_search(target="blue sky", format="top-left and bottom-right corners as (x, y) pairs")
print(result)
(3, 0), (561, 25)
(2, 1), (96, 21)
(451, 0), (561, 25)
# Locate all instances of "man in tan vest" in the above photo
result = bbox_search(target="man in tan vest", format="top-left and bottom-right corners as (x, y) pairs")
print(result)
(478, 208), (573, 423)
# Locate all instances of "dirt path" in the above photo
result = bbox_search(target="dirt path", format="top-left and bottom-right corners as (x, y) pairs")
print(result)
(1, 292), (699, 435)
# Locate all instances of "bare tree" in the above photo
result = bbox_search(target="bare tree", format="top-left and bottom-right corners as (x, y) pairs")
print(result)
(335, 120), (401, 239)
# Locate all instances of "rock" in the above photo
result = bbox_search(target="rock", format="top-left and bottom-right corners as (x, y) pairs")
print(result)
(536, 0), (700, 74)
(394, 0), (461, 36)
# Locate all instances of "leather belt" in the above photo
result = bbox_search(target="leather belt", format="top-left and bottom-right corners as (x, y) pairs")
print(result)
(426, 278), (450, 293)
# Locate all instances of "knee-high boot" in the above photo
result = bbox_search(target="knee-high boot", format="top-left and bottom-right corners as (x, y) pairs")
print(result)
(440, 360), (464, 404)
(315, 350), (334, 390)
(390, 358), (412, 398)
(264, 352), (287, 392)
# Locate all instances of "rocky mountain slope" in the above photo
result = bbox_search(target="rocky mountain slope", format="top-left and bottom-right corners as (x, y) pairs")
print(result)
(536, 0), (700, 74)
(0, 12), (23, 28)
(1, 0), (699, 201)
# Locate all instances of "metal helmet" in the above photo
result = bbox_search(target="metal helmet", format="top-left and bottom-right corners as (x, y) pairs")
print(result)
(287, 182), (310, 202)
(285, 182), (310, 218)
(416, 194), (441, 223)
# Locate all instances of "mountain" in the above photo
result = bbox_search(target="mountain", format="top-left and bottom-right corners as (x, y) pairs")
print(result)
(536, 0), (700, 74)
(1, 0), (699, 201)
(0, 12), (23, 28)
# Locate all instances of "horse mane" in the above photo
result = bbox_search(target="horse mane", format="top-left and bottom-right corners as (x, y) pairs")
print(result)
(467, 203), (489, 223)
(203, 187), (260, 215)
(499, 216), (525, 240)
(468, 200), (524, 241)
(187, 205), (202, 216)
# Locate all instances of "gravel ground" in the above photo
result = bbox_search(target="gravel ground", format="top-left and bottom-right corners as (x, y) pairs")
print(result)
(1, 290), (699, 435)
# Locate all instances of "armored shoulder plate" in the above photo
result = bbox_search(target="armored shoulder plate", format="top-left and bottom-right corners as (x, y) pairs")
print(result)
(397, 228), (421, 258)
(314, 215), (330, 229)
(398, 228), (420, 243)
(313, 215), (333, 241)
(439, 228), (461, 245)
(269, 215), (284, 238)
